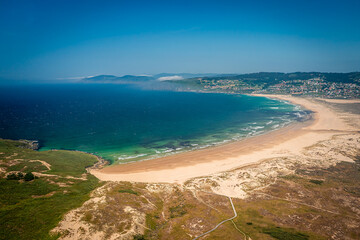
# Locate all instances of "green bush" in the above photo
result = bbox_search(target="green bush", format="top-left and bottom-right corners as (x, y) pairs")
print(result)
(133, 234), (146, 240)
(169, 204), (187, 218)
(6, 173), (19, 180)
(24, 172), (35, 181)
(6, 172), (25, 180)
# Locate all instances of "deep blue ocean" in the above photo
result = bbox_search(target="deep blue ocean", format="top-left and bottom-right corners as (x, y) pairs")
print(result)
(0, 84), (305, 163)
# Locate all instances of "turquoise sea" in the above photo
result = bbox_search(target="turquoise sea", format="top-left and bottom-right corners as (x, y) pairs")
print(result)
(0, 84), (307, 164)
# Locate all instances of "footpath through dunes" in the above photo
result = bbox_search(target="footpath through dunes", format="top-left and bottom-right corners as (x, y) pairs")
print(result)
(90, 95), (358, 183)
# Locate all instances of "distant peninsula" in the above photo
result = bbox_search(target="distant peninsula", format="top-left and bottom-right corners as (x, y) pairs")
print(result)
(168, 72), (360, 99)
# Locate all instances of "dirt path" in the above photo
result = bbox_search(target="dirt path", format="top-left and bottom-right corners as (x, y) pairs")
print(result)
(193, 193), (238, 240)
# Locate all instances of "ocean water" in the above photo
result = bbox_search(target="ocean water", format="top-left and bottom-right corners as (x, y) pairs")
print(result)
(0, 84), (307, 164)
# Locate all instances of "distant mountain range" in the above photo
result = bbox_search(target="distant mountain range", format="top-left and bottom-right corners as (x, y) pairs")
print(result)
(82, 73), (222, 83)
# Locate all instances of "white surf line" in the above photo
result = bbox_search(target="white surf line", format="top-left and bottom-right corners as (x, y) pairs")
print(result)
(192, 192), (238, 240)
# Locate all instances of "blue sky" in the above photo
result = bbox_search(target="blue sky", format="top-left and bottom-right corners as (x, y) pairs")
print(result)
(1, 0), (359, 81)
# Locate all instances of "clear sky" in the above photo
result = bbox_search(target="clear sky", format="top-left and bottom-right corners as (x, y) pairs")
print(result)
(1, 0), (359, 81)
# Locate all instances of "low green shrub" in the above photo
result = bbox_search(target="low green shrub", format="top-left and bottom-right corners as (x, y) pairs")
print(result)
(118, 189), (139, 195)
(309, 179), (323, 185)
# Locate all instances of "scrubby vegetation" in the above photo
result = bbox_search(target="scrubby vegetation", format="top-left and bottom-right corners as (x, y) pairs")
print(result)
(169, 204), (187, 218)
(118, 188), (139, 195)
(6, 172), (35, 181)
(262, 227), (309, 240)
(309, 179), (323, 185)
(133, 234), (146, 240)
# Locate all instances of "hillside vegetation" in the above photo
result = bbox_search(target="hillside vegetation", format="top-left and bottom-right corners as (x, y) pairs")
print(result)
(0, 139), (102, 240)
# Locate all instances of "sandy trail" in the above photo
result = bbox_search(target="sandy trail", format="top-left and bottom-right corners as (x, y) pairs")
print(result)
(90, 95), (356, 183)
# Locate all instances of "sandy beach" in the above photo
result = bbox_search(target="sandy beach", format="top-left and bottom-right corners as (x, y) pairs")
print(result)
(90, 94), (358, 183)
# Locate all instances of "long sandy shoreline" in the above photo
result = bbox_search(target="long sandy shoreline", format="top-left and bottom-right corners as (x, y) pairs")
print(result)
(90, 94), (356, 183)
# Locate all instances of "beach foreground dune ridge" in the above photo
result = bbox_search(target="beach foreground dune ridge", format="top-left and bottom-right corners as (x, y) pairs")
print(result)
(90, 94), (359, 183)
(53, 94), (360, 239)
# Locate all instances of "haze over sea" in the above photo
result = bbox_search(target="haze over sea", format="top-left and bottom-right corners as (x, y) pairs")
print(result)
(0, 84), (306, 163)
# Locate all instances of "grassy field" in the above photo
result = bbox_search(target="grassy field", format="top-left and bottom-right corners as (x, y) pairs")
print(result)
(0, 139), (102, 240)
